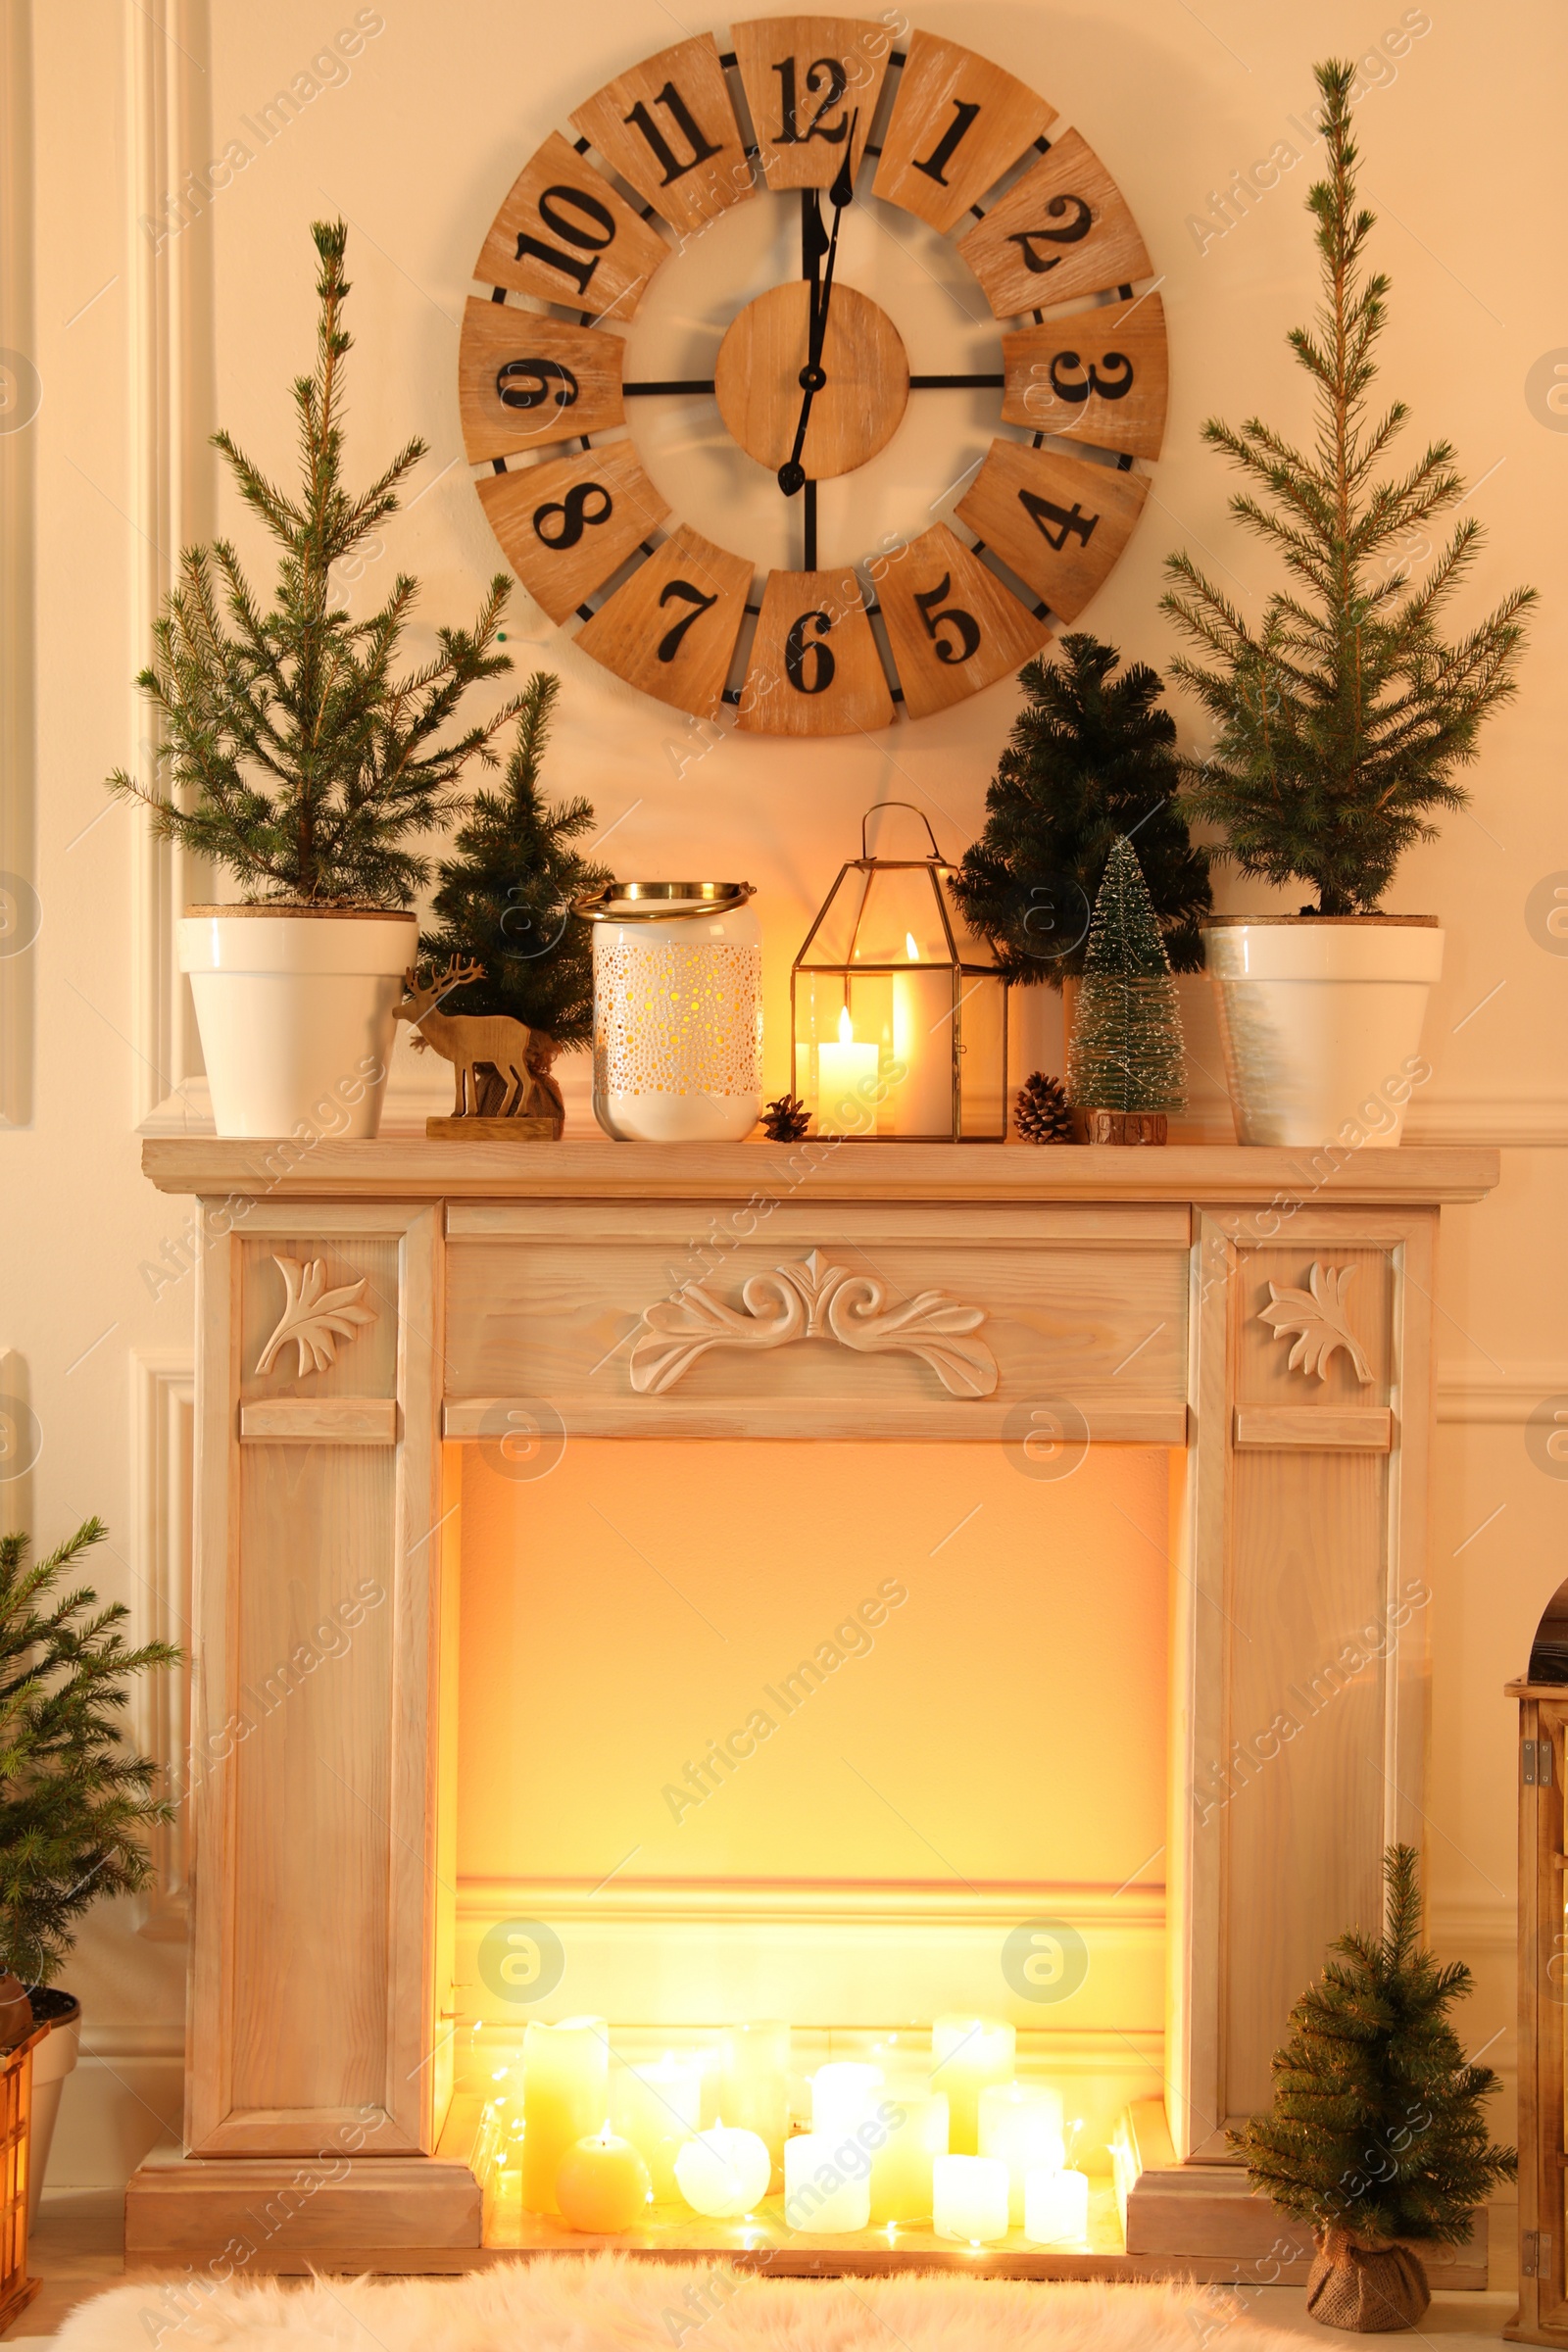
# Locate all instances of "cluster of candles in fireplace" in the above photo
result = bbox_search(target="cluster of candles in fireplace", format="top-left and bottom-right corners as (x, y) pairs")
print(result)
(474, 2012), (1093, 2247)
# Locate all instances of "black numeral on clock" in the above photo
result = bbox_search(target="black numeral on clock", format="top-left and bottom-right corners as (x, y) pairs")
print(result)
(912, 574), (981, 665)
(1004, 195), (1093, 275)
(514, 183), (618, 297)
(1048, 350), (1134, 405)
(623, 80), (723, 185)
(532, 481), (613, 550)
(496, 359), (581, 414)
(912, 98), (980, 187)
(1017, 490), (1099, 553)
(784, 609), (835, 695)
(656, 578), (719, 662)
(773, 55), (851, 144)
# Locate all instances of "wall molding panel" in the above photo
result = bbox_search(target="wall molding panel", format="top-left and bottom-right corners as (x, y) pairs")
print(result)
(132, 1348), (195, 1940)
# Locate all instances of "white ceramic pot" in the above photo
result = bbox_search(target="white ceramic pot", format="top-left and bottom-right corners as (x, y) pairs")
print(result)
(582, 883), (761, 1143)
(177, 906), (417, 1139)
(27, 1993), (80, 2227)
(1203, 916), (1443, 1148)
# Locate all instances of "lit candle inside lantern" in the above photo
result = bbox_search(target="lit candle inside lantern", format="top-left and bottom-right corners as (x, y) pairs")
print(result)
(933, 2153), (1009, 2243)
(611, 2052), (703, 2202)
(817, 1004), (879, 1132)
(521, 2016), (610, 2214)
(810, 2061), (884, 2139)
(979, 2082), (1066, 2223)
(891, 933), (954, 1139)
(783, 2132), (872, 2234)
(931, 2016), (1015, 2155)
(1024, 2165), (1091, 2246)
(869, 2087), (948, 2225)
(717, 2023), (789, 2177)
(674, 2124), (772, 2219)
(555, 2126), (652, 2233)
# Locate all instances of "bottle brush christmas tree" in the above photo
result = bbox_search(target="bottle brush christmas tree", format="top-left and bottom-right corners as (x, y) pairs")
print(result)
(1234, 1843), (1515, 2333)
(1162, 62), (1534, 915)
(419, 668), (609, 1051)
(1067, 836), (1186, 1141)
(953, 634), (1210, 983)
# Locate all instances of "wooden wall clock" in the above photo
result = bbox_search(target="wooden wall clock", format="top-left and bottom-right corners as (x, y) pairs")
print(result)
(459, 20), (1166, 736)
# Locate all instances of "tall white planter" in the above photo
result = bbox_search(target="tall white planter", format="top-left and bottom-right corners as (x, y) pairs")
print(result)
(581, 884), (761, 1143)
(178, 907), (416, 1140)
(27, 1999), (79, 2227)
(1203, 916), (1443, 1148)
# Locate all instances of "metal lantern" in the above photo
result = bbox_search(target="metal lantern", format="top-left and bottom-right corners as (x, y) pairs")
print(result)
(791, 805), (1008, 1143)
(1509, 1579), (1568, 2343)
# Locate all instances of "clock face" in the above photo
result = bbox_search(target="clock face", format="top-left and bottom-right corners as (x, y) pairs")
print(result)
(460, 21), (1166, 736)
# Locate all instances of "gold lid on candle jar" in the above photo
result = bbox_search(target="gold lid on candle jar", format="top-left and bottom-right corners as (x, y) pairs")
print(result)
(574, 881), (756, 922)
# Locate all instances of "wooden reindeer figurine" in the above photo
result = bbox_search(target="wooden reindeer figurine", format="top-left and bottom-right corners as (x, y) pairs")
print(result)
(395, 958), (560, 1127)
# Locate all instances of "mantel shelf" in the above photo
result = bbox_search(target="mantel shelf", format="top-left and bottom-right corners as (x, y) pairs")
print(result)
(142, 1136), (1500, 1206)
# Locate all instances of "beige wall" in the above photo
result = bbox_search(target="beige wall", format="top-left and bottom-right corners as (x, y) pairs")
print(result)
(2, 0), (1564, 2186)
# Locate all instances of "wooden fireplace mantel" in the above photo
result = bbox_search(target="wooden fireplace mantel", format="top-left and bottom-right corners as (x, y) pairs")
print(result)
(129, 1138), (1498, 2275)
(142, 1136), (1499, 1206)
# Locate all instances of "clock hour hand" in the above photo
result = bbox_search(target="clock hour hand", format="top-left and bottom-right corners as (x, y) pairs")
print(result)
(777, 118), (858, 500)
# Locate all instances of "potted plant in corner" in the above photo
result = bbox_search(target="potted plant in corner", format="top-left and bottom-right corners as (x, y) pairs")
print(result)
(0, 1518), (179, 2224)
(107, 220), (522, 1140)
(1162, 61), (1534, 1148)
(1233, 1845), (1515, 2331)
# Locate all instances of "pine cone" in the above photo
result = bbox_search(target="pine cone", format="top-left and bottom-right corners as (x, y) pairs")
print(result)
(1013, 1070), (1075, 1145)
(760, 1093), (810, 1142)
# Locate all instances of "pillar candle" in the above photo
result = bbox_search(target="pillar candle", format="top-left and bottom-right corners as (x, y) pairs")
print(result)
(674, 2125), (772, 2220)
(978, 2082), (1066, 2223)
(933, 2153), (1009, 2243)
(1024, 2165), (1091, 2246)
(930, 2016), (1015, 2155)
(890, 950), (954, 1138)
(555, 2128), (651, 2232)
(869, 2088), (948, 2225)
(817, 1005), (878, 1131)
(610, 2052), (703, 2202)
(783, 2132), (871, 2233)
(810, 2061), (883, 2139)
(717, 2022), (789, 2172)
(521, 2016), (610, 2213)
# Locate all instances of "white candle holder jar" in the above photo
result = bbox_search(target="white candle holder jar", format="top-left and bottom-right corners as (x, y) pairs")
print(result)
(577, 882), (761, 1144)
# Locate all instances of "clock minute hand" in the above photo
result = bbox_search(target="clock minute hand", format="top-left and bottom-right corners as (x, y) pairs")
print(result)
(777, 118), (858, 500)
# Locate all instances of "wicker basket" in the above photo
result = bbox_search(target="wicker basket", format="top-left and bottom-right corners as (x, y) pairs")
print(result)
(0, 2025), (47, 2333)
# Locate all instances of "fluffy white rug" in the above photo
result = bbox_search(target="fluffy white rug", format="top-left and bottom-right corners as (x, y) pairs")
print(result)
(55, 2252), (1306, 2351)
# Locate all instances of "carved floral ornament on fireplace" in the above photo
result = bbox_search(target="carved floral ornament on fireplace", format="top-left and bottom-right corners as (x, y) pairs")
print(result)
(130, 1139), (1496, 2279)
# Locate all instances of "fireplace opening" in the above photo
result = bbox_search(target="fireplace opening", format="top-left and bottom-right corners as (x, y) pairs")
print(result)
(449, 1437), (1173, 2250)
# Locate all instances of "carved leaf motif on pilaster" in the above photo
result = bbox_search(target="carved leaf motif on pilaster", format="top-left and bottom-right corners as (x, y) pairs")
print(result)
(627, 1249), (998, 1399)
(1258, 1262), (1373, 1384)
(255, 1256), (377, 1381)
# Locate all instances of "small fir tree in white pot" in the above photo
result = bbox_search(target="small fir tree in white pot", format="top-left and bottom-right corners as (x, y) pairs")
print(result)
(1162, 62), (1533, 1148)
(108, 220), (522, 1138)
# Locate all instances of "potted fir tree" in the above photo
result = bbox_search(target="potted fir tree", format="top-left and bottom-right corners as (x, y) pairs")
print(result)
(954, 634), (1211, 1047)
(108, 220), (522, 1139)
(0, 1520), (179, 2221)
(1234, 1845), (1514, 2331)
(1162, 62), (1534, 1147)
(416, 669), (610, 1118)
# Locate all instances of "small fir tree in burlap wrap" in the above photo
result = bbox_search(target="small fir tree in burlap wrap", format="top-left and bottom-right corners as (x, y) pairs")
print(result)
(1066, 837), (1186, 1127)
(1233, 1844), (1515, 2332)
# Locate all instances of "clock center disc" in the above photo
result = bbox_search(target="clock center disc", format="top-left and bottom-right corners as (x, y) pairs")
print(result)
(713, 280), (909, 481)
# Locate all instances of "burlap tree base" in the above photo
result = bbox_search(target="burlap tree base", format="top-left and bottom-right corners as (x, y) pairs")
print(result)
(1305, 2230), (1431, 2332)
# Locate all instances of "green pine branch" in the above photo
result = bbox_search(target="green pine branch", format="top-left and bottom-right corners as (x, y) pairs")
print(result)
(1066, 835), (1187, 1113)
(1162, 60), (1535, 914)
(953, 634), (1211, 985)
(0, 1521), (180, 1987)
(106, 220), (522, 906)
(1232, 1844), (1516, 2245)
(418, 669), (612, 1048)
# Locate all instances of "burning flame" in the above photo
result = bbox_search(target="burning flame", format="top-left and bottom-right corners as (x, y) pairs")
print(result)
(837, 1004), (855, 1045)
(906, 932), (920, 961)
